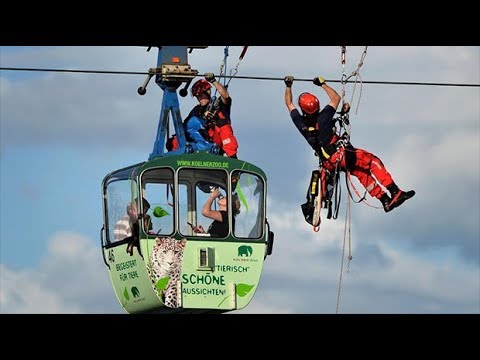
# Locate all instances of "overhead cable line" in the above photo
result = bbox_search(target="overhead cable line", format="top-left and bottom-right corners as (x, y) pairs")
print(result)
(0, 67), (145, 76)
(1, 67), (478, 88)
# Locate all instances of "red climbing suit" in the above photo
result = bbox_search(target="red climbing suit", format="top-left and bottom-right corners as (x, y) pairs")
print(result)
(206, 111), (238, 158)
(322, 141), (394, 200)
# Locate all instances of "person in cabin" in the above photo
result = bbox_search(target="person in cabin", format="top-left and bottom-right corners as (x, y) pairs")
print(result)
(114, 197), (152, 255)
(283, 75), (415, 213)
(192, 188), (241, 237)
(181, 73), (239, 158)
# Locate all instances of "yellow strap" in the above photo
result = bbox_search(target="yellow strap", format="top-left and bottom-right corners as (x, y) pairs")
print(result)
(321, 147), (331, 159)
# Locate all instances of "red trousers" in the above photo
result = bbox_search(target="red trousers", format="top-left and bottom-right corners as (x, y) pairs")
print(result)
(323, 147), (394, 199)
(208, 124), (238, 157)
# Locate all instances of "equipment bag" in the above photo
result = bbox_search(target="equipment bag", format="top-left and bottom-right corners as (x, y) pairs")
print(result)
(301, 170), (321, 226)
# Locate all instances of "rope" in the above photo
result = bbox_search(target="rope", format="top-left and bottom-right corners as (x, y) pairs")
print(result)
(332, 162), (342, 220)
(213, 46), (247, 96)
(348, 46), (368, 115)
(1, 67), (478, 87)
(343, 157), (384, 209)
(341, 46), (347, 107)
(216, 46), (229, 95)
(340, 46), (368, 115)
(335, 179), (353, 314)
(334, 47), (370, 311)
(346, 194), (353, 273)
(225, 46), (249, 88)
(345, 167), (373, 206)
(336, 194), (349, 314)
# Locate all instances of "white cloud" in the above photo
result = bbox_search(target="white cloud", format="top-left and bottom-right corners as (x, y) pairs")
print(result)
(227, 178), (480, 314)
(0, 226), (478, 314)
(0, 232), (122, 314)
(233, 215), (480, 313)
(0, 264), (82, 314)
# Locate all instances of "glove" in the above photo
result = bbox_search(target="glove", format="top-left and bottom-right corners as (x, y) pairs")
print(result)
(284, 76), (294, 87)
(313, 76), (325, 87)
(205, 72), (216, 83)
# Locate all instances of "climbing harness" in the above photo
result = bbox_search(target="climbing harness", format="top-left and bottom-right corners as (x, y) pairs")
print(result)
(204, 95), (222, 128)
(301, 105), (352, 232)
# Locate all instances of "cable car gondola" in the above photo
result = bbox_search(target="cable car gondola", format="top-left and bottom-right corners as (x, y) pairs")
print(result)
(100, 46), (274, 314)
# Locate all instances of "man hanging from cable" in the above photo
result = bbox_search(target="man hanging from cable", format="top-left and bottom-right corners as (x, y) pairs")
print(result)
(283, 75), (415, 214)
(181, 73), (239, 158)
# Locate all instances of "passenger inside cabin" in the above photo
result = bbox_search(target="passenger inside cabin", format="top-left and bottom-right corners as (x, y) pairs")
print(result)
(114, 198), (152, 255)
(192, 188), (241, 238)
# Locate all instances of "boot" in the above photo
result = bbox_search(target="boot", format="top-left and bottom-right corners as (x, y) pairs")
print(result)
(387, 183), (415, 211)
(380, 193), (393, 213)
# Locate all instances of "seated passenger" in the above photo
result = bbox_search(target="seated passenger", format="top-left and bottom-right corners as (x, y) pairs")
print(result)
(192, 188), (240, 237)
(113, 197), (150, 255)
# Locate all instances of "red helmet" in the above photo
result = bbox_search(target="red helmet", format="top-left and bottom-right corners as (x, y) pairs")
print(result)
(191, 79), (212, 97)
(298, 92), (320, 114)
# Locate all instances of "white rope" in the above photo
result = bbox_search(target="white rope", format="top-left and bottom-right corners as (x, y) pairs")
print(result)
(346, 46), (368, 115)
(225, 46), (248, 88)
(335, 192), (349, 314)
(335, 169), (354, 313)
(335, 47), (365, 313)
(218, 46), (229, 87)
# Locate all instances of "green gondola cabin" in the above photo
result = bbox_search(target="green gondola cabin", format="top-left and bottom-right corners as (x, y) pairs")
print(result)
(100, 46), (274, 314)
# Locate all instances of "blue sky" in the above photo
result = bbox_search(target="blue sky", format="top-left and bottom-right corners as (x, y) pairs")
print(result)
(0, 46), (479, 314)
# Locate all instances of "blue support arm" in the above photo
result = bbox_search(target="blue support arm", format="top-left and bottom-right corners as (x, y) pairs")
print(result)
(140, 46), (205, 160)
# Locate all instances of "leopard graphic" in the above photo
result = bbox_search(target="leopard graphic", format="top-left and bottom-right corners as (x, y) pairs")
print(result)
(147, 237), (186, 308)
